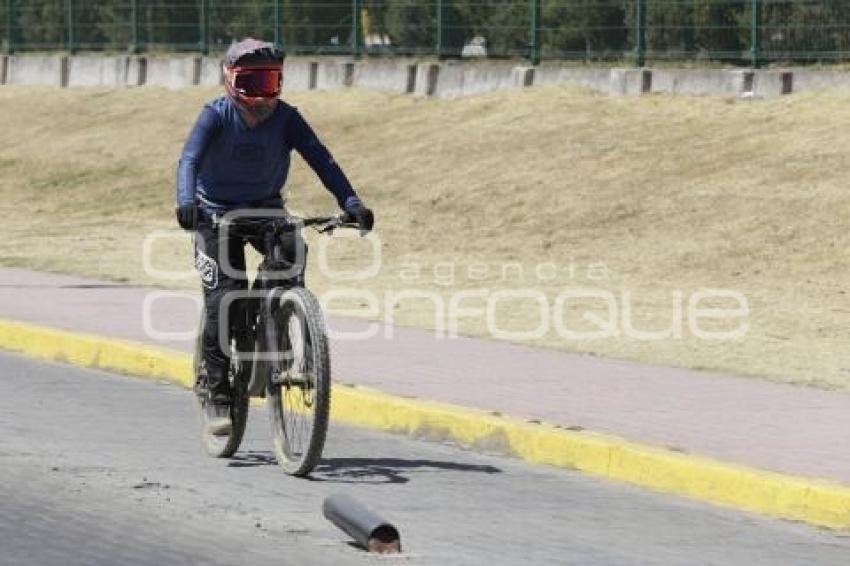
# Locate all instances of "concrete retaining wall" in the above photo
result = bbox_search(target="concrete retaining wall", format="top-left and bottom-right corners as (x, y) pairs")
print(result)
(145, 57), (199, 88)
(67, 56), (127, 87)
(199, 57), (222, 86)
(5, 53), (850, 99)
(536, 67), (651, 96)
(282, 59), (314, 91)
(413, 63), (439, 97)
(353, 59), (416, 93)
(650, 69), (739, 96)
(315, 59), (352, 90)
(6, 55), (66, 86)
(126, 56), (145, 86)
(786, 70), (850, 93)
(284, 58), (415, 94)
(608, 69), (652, 95)
(754, 71), (793, 97)
(431, 61), (519, 97)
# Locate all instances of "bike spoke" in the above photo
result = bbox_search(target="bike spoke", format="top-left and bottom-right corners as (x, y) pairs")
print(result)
(278, 309), (314, 460)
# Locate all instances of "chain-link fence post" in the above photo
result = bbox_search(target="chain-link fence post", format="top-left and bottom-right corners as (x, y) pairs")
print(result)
(129, 0), (139, 53)
(635, 0), (646, 67)
(274, 0), (282, 49)
(199, 0), (208, 55)
(529, 0), (541, 65)
(750, 0), (761, 68)
(435, 0), (443, 58)
(5, 0), (13, 53)
(66, 0), (76, 53)
(352, 0), (360, 57)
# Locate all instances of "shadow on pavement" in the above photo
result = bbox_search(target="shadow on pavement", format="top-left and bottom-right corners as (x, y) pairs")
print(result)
(0, 284), (141, 289)
(310, 457), (503, 484)
(227, 453), (502, 485)
(227, 451), (277, 468)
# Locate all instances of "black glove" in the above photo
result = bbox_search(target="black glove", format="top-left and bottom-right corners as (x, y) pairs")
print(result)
(344, 203), (374, 233)
(175, 204), (197, 231)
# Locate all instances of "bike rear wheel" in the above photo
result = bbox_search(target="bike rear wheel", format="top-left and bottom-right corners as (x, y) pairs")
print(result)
(265, 287), (331, 477)
(193, 313), (250, 458)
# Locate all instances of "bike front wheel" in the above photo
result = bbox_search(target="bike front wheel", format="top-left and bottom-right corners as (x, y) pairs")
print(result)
(265, 287), (331, 477)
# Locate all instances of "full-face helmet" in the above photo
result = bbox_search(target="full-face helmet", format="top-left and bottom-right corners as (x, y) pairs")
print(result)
(223, 38), (284, 121)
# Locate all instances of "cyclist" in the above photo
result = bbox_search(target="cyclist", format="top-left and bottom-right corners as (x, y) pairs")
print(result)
(175, 38), (374, 434)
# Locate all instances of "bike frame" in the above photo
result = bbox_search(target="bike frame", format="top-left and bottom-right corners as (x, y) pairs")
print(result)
(206, 211), (355, 399)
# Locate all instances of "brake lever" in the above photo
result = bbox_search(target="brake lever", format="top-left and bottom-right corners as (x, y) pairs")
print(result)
(312, 215), (364, 236)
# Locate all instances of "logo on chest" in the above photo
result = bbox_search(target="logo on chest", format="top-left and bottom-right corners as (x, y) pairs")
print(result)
(232, 143), (266, 163)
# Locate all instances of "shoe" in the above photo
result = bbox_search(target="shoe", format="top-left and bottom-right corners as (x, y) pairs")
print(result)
(205, 402), (233, 436)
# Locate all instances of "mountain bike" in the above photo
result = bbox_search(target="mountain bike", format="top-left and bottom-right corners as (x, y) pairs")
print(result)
(192, 211), (358, 477)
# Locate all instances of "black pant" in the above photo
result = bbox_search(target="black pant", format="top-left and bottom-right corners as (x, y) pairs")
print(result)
(194, 214), (306, 397)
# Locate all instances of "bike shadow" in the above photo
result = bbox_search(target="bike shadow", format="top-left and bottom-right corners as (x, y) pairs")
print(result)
(310, 457), (502, 485)
(227, 451), (277, 468)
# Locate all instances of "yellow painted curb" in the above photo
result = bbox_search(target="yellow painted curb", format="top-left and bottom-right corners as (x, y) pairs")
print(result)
(0, 319), (193, 388)
(1, 317), (849, 529)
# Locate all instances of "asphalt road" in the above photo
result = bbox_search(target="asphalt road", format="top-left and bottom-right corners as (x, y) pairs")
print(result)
(1, 352), (848, 566)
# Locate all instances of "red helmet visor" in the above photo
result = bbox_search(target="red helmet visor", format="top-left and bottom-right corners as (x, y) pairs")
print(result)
(232, 68), (282, 97)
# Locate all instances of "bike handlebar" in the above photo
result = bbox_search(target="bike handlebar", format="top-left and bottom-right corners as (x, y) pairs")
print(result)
(213, 212), (360, 233)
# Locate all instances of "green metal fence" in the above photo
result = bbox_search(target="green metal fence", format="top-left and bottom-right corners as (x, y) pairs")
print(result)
(1, 1), (849, 66)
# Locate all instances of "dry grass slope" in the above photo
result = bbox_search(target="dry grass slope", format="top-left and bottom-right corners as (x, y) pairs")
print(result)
(1, 85), (848, 389)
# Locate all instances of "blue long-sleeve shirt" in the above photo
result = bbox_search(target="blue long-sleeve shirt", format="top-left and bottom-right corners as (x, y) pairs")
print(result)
(176, 96), (360, 213)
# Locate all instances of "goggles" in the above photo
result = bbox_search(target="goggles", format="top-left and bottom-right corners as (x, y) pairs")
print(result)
(231, 67), (282, 98)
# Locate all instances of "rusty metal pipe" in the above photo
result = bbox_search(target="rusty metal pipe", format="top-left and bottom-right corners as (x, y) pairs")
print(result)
(322, 493), (401, 554)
